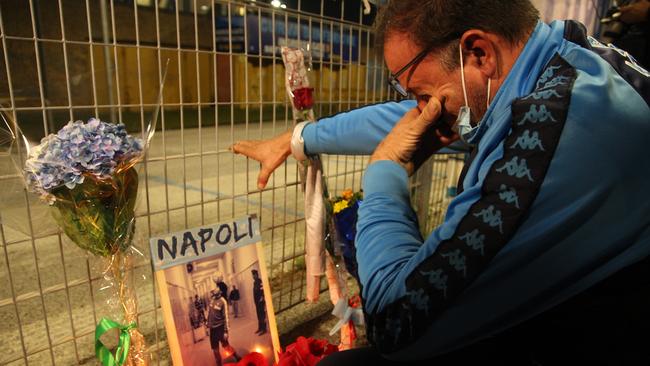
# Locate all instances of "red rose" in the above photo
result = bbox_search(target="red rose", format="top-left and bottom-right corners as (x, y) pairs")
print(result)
(276, 337), (338, 366)
(292, 87), (315, 111)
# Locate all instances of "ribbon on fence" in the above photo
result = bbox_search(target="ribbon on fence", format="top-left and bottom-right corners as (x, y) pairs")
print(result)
(329, 296), (364, 336)
(95, 317), (137, 366)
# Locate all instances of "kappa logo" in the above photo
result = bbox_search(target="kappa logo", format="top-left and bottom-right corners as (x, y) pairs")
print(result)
(517, 104), (557, 126)
(498, 184), (521, 209)
(524, 89), (563, 100)
(441, 249), (468, 278)
(511, 130), (545, 151)
(588, 37), (650, 77)
(473, 205), (504, 234)
(406, 288), (430, 316)
(587, 35), (606, 48)
(419, 268), (449, 298)
(459, 229), (485, 255)
(541, 75), (572, 89)
(536, 65), (561, 88)
(495, 156), (534, 182)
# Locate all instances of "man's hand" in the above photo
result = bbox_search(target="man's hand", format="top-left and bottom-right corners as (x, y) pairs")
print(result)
(230, 130), (292, 189)
(370, 98), (456, 175)
(620, 1), (650, 24)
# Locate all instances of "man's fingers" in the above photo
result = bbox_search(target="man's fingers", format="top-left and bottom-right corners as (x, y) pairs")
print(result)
(419, 98), (442, 125)
(231, 140), (264, 162)
(401, 98), (443, 135)
(403, 107), (421, 120)
(232, 140), (270, 188)
(233, 140), (262, 154)
(231, 140), (253, 154)
(257, 167), (272, 189)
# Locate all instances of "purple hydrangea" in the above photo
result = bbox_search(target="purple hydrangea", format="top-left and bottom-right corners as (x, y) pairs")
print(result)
(25, 118), (144, 199)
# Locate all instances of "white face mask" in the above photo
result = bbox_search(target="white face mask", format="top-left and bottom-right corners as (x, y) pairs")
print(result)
(453, 45), (491, 145)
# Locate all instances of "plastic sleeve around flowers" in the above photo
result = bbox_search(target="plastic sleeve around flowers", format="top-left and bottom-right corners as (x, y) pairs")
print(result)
(0, 62), (168, 366)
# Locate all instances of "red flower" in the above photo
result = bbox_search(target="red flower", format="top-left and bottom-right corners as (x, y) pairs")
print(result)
(276, 337), (338, 366)
(292, 87), (315, 111)
(224, 352), (267, 366)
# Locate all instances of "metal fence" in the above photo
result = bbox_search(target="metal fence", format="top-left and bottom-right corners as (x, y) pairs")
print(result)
(0, 1), (461, 365)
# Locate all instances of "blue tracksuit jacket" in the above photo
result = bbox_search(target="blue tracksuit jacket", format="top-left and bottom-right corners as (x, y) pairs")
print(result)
(302, 20), (650, 359)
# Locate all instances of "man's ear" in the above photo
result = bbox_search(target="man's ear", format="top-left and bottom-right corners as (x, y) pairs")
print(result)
(460, 30), (498, 79)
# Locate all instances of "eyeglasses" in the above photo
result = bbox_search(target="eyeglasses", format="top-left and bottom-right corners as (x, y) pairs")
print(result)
(387, 46), (432, 97)
(387, 35), (461, 97)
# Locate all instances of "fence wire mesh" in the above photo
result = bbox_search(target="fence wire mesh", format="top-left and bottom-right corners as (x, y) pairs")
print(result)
(0, 1), (462, 364)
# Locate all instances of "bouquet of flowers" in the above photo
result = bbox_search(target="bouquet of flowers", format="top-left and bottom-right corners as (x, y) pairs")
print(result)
(23, 118), (148, 365)
(326, 189), (362, 283)
(25, 119), (142, 255)
(281, 46), (315, 122)
(1, 64), (166, 366)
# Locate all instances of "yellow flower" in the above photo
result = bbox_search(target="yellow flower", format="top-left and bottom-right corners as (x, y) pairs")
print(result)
(333, 199), (349, 214)
(342, 189), (354, 200)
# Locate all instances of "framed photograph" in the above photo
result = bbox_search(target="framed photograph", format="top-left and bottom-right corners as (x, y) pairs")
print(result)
(150, 215), (280, 365)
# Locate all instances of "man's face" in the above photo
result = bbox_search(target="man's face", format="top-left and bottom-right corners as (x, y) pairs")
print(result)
(384, 33), (488, 127)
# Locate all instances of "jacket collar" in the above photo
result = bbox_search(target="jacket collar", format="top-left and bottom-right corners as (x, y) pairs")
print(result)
(465, 20), (568, 146)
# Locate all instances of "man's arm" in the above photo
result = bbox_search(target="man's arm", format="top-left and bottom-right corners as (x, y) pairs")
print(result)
(231, 100), (417, 188)
(301, 100), (416, 155)
(303, 99), (467, 156)
(356, 99), (460, 312)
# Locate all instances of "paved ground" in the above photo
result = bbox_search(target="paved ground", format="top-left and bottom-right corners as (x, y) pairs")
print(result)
(0, 122), (370, 365)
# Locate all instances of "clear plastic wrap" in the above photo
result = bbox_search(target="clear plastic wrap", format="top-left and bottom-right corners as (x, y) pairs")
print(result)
(0, 112), (54, 238)
(0, 64), (167, 366)
(281, 46), (315, 122)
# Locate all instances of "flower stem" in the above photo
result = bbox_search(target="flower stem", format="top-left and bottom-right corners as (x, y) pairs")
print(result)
(108, 252), (148, 366)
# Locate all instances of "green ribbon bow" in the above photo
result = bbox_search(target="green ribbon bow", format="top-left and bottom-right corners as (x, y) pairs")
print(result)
(95, 317), (137, 366)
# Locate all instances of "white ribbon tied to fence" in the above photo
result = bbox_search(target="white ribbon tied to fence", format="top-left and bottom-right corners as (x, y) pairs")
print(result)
(329, 298), (364, 336)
